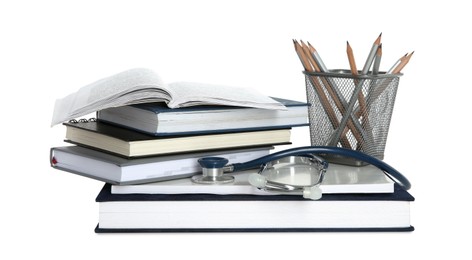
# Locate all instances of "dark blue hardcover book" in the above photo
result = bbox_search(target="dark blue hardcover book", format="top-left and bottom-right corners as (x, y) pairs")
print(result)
(95, 184), (414, 232)
(97, 97), (310, 136)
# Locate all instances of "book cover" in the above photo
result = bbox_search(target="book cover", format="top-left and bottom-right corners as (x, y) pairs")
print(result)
(50, 145), (273, 185)
(111, 163), (395, 195)
(95, 184), (414, 232)
(97, 97), (310, 136)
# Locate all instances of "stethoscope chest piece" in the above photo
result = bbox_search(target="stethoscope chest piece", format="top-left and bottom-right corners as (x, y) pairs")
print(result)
(191, 157), (235, 184)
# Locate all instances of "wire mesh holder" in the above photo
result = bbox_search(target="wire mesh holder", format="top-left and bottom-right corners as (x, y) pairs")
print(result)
(304, 70), (401, 165)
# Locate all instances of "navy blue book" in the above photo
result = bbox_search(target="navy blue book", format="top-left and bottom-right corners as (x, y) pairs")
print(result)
(97, 97), (309, 136)
(95, 184), (414, 233)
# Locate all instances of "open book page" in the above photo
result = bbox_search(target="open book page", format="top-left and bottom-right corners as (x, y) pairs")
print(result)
(51, 68), (170, 126)
(51, 68), (286, 126)
(167, 81), (286, 110)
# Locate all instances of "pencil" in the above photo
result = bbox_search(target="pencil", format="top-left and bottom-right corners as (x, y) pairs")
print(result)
(392, 51), (414, 74)
(372, 43), (382, 75)
(293, 39), (353, 148)
(300, 40), (321, 72)
(346, 41), (358, 75)
(307, 42), (328, 72)
(347, 41), (370, 139)
(361, 33), (382, 75)
(293, 39), (312, 71)
(387, 53), (408, 74)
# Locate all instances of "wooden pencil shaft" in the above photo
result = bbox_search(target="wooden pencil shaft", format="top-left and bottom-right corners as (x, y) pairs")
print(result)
(293, 40), (312, 71)
(346, 41), (358, 76)
(301, 41), (321, 72)
(392, 51), (414, 74)
(387, 53), (407, 74)
(391, 56), (407, 74)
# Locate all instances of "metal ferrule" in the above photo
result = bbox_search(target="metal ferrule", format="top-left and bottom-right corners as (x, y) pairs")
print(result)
(223, 165), (234, 173)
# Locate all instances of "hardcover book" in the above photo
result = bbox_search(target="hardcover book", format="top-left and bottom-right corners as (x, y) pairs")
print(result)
(111, 163), (395, 195)
(95, 184), (414, 232)
(63, 121), (291, 157)
(50, 145), (273, 185)
(97, 97), (309, 136)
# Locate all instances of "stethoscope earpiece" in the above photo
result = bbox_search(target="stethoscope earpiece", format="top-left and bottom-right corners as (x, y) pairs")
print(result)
(248, 173), (267, 188)
(303, 186), (323, 200)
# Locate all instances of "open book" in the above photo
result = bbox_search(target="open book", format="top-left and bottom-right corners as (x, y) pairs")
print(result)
(51, 68), (286, 126)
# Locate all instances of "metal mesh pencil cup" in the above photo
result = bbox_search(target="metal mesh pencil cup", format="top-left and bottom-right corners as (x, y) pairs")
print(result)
(304, 70), (401, 163)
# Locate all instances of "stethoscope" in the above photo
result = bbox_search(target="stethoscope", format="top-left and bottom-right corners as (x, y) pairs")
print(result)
(191, 146), (411, 200)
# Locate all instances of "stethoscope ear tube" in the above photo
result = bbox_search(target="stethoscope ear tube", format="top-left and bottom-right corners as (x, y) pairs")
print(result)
(232, 146), (411, 190)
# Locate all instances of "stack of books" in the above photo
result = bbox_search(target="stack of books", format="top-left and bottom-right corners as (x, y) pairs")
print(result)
(51, 97), (308, 184)
(50, 68), (414, 233)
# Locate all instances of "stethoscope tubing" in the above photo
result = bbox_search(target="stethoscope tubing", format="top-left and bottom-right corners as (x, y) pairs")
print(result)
(231, 146), (411, 190)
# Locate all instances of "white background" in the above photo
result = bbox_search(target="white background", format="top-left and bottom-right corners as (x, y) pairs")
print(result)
(1, 0), (470, 259)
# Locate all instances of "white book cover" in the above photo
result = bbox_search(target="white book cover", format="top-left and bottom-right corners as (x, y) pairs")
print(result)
(111, 163), (394, 195)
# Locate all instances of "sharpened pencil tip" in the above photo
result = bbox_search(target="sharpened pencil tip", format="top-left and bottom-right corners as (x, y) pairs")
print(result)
(374, 33), (382, 44)
(307, 41), (316, 51)
(405, 51), (415, 61)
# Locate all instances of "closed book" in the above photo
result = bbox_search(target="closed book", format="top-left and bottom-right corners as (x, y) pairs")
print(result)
(63, 121), (291, 157)
(111, 164), (394, 195)
(50, 145), (273, 185)
(95, 184), (414, 232)
(97, 97), (309, 136)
